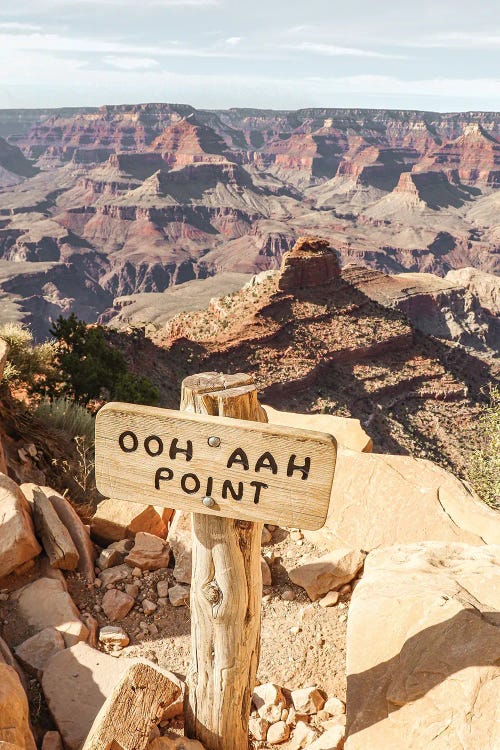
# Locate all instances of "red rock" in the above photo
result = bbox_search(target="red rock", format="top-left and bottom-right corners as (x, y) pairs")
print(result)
(102, 589), (135, 621)
(125, 531), (171, 571)
(278, 237), (340, 292)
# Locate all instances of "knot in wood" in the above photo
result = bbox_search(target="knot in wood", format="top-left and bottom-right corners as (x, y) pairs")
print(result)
(236, 520), (253, 531)
(202, 580), (222, 606)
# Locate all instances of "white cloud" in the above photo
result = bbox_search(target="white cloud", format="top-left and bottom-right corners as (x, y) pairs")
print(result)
(104, 56), (160, 70)
(0, 22), (41, 31)
(408, 32), (500, 49)
(225, 36), (242, 46)
(292, 41), (406, 59)
(1, 43), (499, 110)
(0, 31), (236, 58)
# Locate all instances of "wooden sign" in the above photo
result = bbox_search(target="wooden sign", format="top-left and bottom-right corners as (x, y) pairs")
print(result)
(95, 401), (337, 530)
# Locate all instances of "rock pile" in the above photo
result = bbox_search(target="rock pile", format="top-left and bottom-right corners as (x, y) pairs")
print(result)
(0, 416), (499, 750)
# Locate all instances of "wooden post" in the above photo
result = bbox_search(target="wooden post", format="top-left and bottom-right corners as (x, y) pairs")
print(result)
(181, 372), (266, 750)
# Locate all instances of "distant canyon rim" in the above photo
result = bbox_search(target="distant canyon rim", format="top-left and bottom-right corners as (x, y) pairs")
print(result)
(0, 104), (498, 339)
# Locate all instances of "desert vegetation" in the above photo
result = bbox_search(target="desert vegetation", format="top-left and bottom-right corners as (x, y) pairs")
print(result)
(468, 386), (500, 509)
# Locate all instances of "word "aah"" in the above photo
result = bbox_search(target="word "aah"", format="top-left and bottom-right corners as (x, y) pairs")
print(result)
(117, 430), (312, 505)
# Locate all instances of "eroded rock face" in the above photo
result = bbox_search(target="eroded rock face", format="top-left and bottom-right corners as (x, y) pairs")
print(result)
(0, 474), (41, 578)
(278, 237), (341, 292)
(345, 542), (500, 750)
(446, 266), (500, 316)
(305, 451), (500, 553)
(0, 664), (36, 750)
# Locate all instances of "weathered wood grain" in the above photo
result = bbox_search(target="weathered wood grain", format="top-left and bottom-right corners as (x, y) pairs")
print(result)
(182, 372), (263, 750)
(81, 663), (180, 750)
(94, 399), (337, 531)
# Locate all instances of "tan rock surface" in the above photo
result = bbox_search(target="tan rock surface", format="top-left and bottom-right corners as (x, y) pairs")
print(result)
(305, 452), (500, 552)
(446, 266), (500, 315)
(263, 405), (372, 453)
(167, 511), (192, 583)
(0, 474), (41, 578)
(13, 577), (88, 647)
(42, 643), (183, 750)
(289, 549), (365, 601)
(14, 627), (65, 678)
(308, 725), (344, 749)
(91, 498), (168, 543)
(345, 542), (500, 750)
(41, 731), (64, 750)
(148, 739), (205, 749)
(0, 664), (36, 750)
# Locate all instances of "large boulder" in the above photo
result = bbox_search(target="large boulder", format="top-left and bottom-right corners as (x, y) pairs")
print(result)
(42, 643), (183, 750)
(90, 498), (171, 544)
(306, 452), (500, 552)
(345, 542), (500, 750)
(0, 474), (41, 578)
(0, 664), (36, 750)
(263, 406), (372, 453)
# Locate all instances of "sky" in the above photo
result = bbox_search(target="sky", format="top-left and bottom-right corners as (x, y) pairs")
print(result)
(0, 0), (499, 111)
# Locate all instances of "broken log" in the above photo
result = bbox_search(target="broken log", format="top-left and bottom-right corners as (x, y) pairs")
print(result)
(81, 663), (181, 750)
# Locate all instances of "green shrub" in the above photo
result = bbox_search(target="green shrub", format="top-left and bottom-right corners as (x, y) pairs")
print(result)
(34, 397), (95, 445)
(468, 387), (500, 509)
(47, 314), (159, 406)
(0, 322), (56, 387)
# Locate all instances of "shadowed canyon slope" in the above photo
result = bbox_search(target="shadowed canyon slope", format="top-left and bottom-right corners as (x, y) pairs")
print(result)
(103, 238), (497, 485)
(0, 106), (499, 337)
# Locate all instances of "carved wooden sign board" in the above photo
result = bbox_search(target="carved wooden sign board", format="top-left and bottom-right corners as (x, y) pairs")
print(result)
(95, 402), (337, 530)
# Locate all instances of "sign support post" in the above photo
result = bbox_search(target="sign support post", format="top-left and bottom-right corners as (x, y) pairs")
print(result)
(94, 371), (337, 750)
(180, 372), (265, 750)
